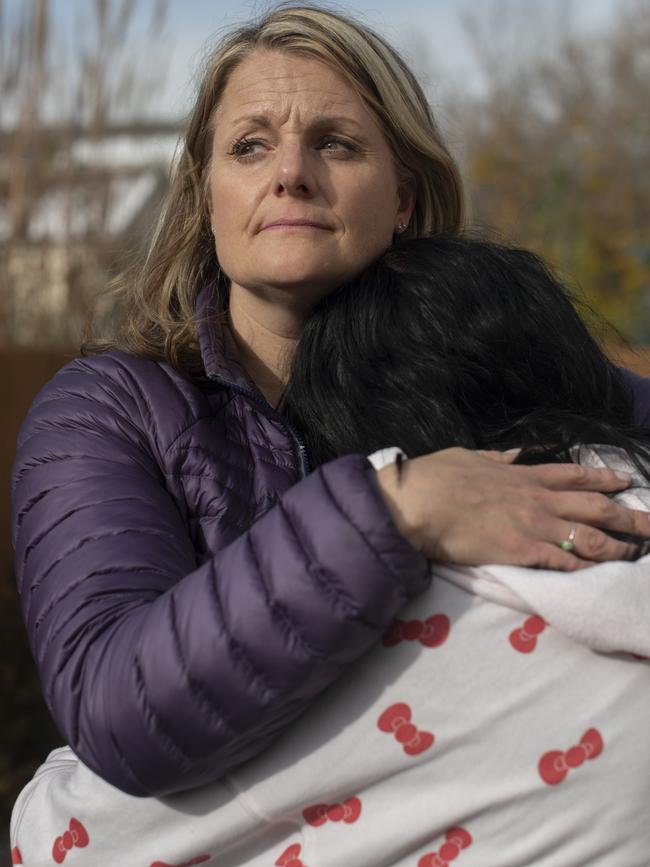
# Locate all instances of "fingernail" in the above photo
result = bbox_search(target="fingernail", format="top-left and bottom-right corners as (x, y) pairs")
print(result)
(504, 447), (521, 454)
(615, 471), (632, 481)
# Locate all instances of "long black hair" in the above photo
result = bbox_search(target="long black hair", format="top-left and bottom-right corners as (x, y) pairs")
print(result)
(279, 234), (650, 477)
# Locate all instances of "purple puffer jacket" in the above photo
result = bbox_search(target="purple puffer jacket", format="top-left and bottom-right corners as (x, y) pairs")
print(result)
(10, 286), (430, 798)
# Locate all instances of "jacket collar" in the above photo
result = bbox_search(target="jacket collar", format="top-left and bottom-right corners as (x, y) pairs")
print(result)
(195, 281), (259, 392)
(195, 281), (311, 475)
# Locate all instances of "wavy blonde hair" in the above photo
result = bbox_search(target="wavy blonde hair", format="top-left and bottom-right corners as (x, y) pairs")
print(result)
(83, 2), (465, 374)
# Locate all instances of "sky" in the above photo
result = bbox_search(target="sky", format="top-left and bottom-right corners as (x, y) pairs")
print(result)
(161, 0), (625, 114)
(38, 0), (629, 120)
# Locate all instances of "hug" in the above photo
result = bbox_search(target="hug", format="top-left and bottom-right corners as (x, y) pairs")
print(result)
(10, 5), (650, 866)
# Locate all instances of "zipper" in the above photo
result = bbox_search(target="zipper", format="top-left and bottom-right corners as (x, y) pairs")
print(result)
(208, 375), (311, 478)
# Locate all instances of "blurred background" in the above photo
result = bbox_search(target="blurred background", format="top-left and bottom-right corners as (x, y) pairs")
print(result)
(1, 0), (649, 855)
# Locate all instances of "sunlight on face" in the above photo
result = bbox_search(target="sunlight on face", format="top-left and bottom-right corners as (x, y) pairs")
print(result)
(208, 49), (414, 312)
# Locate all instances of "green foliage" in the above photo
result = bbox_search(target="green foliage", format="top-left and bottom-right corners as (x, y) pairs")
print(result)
(456, 1), (650, 340)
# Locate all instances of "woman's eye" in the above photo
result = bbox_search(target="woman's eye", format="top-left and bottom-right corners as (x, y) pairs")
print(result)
(229, 136), (355, 162)
(321, 136), (355, 151)
(229, 138), (264, 160)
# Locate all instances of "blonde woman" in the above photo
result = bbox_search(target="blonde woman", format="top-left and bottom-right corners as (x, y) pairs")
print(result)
(10, 5), (650, 864)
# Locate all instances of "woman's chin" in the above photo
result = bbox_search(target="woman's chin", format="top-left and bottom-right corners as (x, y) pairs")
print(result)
(248, 259), (346, 293)
(268, 274), (341, 302)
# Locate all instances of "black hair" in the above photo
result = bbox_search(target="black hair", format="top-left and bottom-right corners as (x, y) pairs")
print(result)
(279, 234), (650, 478)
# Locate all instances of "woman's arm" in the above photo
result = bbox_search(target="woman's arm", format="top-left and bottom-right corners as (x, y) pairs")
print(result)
(11, 357), (429, 798)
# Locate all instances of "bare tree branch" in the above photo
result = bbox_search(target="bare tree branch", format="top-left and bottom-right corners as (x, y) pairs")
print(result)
(0, 0), (172, 348)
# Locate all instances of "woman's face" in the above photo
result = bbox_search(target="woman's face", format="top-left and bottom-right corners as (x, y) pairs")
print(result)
(208, 49), (415, 312)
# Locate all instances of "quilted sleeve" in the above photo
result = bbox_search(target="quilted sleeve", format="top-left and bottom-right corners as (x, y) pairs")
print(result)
(11, 356), (429, 797)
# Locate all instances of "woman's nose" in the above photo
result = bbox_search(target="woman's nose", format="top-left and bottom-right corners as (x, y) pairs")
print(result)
(272, 139), (316, 196)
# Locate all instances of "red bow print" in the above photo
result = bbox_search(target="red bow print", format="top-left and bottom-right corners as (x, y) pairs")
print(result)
(383, 614), (450, 648)
(275, 843), (306, 866)
(150, 856), (211, 867)
(303, 796), (362, 826)
(539, 728), (604, 785)
(11, 847), (22, 865)
(377, 702), (435, 756)
(418, 827), (473, 867)
(509, 615), (546, 653)
(51, 818), (89, 864)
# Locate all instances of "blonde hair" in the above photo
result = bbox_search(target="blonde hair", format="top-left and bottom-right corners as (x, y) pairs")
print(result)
(83, 3), (465, 374)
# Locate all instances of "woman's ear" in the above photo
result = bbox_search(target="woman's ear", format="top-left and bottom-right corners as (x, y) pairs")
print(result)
(397, 178), (416, 225)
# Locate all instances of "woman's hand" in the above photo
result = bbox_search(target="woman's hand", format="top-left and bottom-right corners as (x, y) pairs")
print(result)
(375, 447), (650, 570)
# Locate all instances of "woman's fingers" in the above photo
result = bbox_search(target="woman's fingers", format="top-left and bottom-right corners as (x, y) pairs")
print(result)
(520, 541), (595, 572)
(518, 461), (633, 494)
(547, 520), (641, 563)
(545, 491), (650, 539)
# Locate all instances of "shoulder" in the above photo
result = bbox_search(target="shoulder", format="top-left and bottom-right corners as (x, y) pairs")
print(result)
(616, 365), (650, 427)
(16, 349), (218, 457)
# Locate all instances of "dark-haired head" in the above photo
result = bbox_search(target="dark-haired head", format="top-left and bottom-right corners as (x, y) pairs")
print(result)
(280, 234), (650, 477)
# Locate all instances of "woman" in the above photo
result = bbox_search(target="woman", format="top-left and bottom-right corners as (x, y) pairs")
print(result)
(11, 236), (650, 867)
(10, 1), (650, 810)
